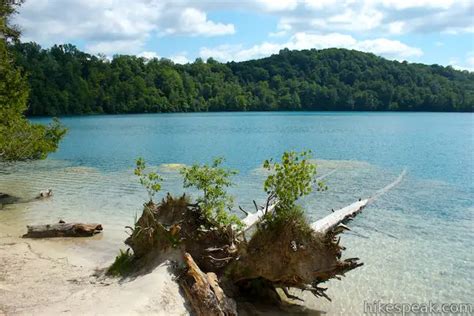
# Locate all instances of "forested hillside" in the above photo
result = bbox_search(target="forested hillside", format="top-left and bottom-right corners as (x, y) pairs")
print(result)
(11, 42), (474, 115)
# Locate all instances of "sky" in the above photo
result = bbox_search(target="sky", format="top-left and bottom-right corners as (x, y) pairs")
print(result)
(14, 0), (474, 70)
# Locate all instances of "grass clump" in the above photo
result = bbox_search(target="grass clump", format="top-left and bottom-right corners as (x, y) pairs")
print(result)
(107, 248), (134, 277)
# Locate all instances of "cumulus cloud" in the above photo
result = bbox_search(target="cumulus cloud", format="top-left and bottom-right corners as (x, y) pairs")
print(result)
(255, 0), (298, 12)
(138, 51), (160, 60)
(449, 52), (474, 72)
(200, 32), (422, 62)
(275, 0), (474, 36)
(163, 8), (234, 36)
(12, 0), (470, 62)
(169, 54), (190, 64)
(14, 0), (235, 55)
(137, 51), (189, 64)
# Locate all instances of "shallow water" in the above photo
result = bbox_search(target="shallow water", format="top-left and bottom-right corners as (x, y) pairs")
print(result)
(0, 112), (473, 314)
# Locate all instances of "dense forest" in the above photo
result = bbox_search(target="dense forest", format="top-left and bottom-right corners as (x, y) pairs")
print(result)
(11, 42), (474, 115)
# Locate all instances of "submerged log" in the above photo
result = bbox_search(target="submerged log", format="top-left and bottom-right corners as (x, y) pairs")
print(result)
(23, 221), (103, 238)
(179, 252), (237, 316)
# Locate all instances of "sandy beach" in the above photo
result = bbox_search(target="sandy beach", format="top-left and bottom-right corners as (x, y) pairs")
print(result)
(0, 223), (189, 316)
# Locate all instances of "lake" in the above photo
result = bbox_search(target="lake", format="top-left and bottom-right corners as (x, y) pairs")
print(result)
(1, 112), (473, 314)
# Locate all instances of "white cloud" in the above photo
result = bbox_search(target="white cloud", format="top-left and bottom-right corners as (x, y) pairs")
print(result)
(138, 51), (160, 59)
(200, 42), (283, 62)
(164, 8), (234, 36)
(268, 0), (473, 36)
(354, 38), (422, 59)
(303, 0), (337, 10)
(200, 32), (423, 62)
(87, 39), (146, 55)
(388, 21), (405, 35)
(14, 0), (235, 55)
(12, 0), (471, 63)
(449, 52), (474, 72)
(381, 0), (455, 10)
(170, 54), (190, 64)
(255, 0), (298, 12)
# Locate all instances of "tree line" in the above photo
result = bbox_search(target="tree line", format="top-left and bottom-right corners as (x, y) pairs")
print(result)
(11, 42), (474, 116)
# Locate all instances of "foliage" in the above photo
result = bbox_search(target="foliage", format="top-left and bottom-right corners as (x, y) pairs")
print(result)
(263, 151), (318, 211)
(180, 157), (242, 228)
(0, 1), (66, 161)
(9, 43), (474, 115)
(0, 117), (67, 161)
(107, 248), (134, 277)
(134, 157), (163, 202)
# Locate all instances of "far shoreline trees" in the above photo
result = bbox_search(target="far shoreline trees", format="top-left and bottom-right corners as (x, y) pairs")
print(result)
(11, 43), (473, 116)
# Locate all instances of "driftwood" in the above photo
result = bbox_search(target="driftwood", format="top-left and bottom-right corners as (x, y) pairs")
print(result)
(179, 252), (237, 316)
(23, 221), (103, 238)
(311, 199), (368, 234)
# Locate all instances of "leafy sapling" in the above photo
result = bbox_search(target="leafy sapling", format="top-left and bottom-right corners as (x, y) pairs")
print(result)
(263, 150), (319, 220)
(180, 157), (243, 229)
(134, 157), (163, 202)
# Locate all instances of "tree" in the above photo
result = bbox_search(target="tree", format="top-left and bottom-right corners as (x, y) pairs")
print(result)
(0, 0), (66, 161)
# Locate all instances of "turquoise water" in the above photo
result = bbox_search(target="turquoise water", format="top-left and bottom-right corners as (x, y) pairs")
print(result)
(0, 112), (473, 314)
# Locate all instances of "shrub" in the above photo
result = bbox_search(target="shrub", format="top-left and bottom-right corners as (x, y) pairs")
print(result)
(180, 157), (243, 228)
(263, 150), (321, 221)
(134, 157), (163, 202)
(107, 248), (134, 277)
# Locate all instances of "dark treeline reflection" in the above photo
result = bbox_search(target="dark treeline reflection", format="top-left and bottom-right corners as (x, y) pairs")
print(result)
(12, 43), (473, 115)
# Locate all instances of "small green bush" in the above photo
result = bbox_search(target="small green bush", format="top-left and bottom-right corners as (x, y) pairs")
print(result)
(107, 248), (134, 277)
(134, 158), (163, 202)
(180, 157), (243, 229)
(263, 150), (321, 223)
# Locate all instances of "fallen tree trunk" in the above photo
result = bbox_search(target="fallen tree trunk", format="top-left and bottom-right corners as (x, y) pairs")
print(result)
(23, 222), (103, 238)
(118, 169), (406, 313)
(311, 199), (369, 234)
(179, 252), (237, 316)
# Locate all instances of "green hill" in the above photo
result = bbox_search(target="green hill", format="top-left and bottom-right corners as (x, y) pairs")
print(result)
(11, 43), (474, 115)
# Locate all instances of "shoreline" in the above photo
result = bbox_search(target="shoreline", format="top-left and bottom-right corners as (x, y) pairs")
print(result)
(0, 225), (189, 315)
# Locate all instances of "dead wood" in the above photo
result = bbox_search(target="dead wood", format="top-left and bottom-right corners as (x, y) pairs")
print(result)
(179, 252), (237, 316)
(23, 221), (103, 238)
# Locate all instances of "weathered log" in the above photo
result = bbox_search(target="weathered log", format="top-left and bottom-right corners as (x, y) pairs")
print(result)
(179, 252), (237, 316)
(311, 199), (369, 234)
(23, 222), (103, 238)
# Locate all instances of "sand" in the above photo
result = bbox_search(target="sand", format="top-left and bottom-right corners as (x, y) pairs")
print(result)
(0, 227), (189, 316)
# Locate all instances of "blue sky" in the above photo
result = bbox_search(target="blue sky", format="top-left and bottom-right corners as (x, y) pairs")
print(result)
(15, 0), (474, 70)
